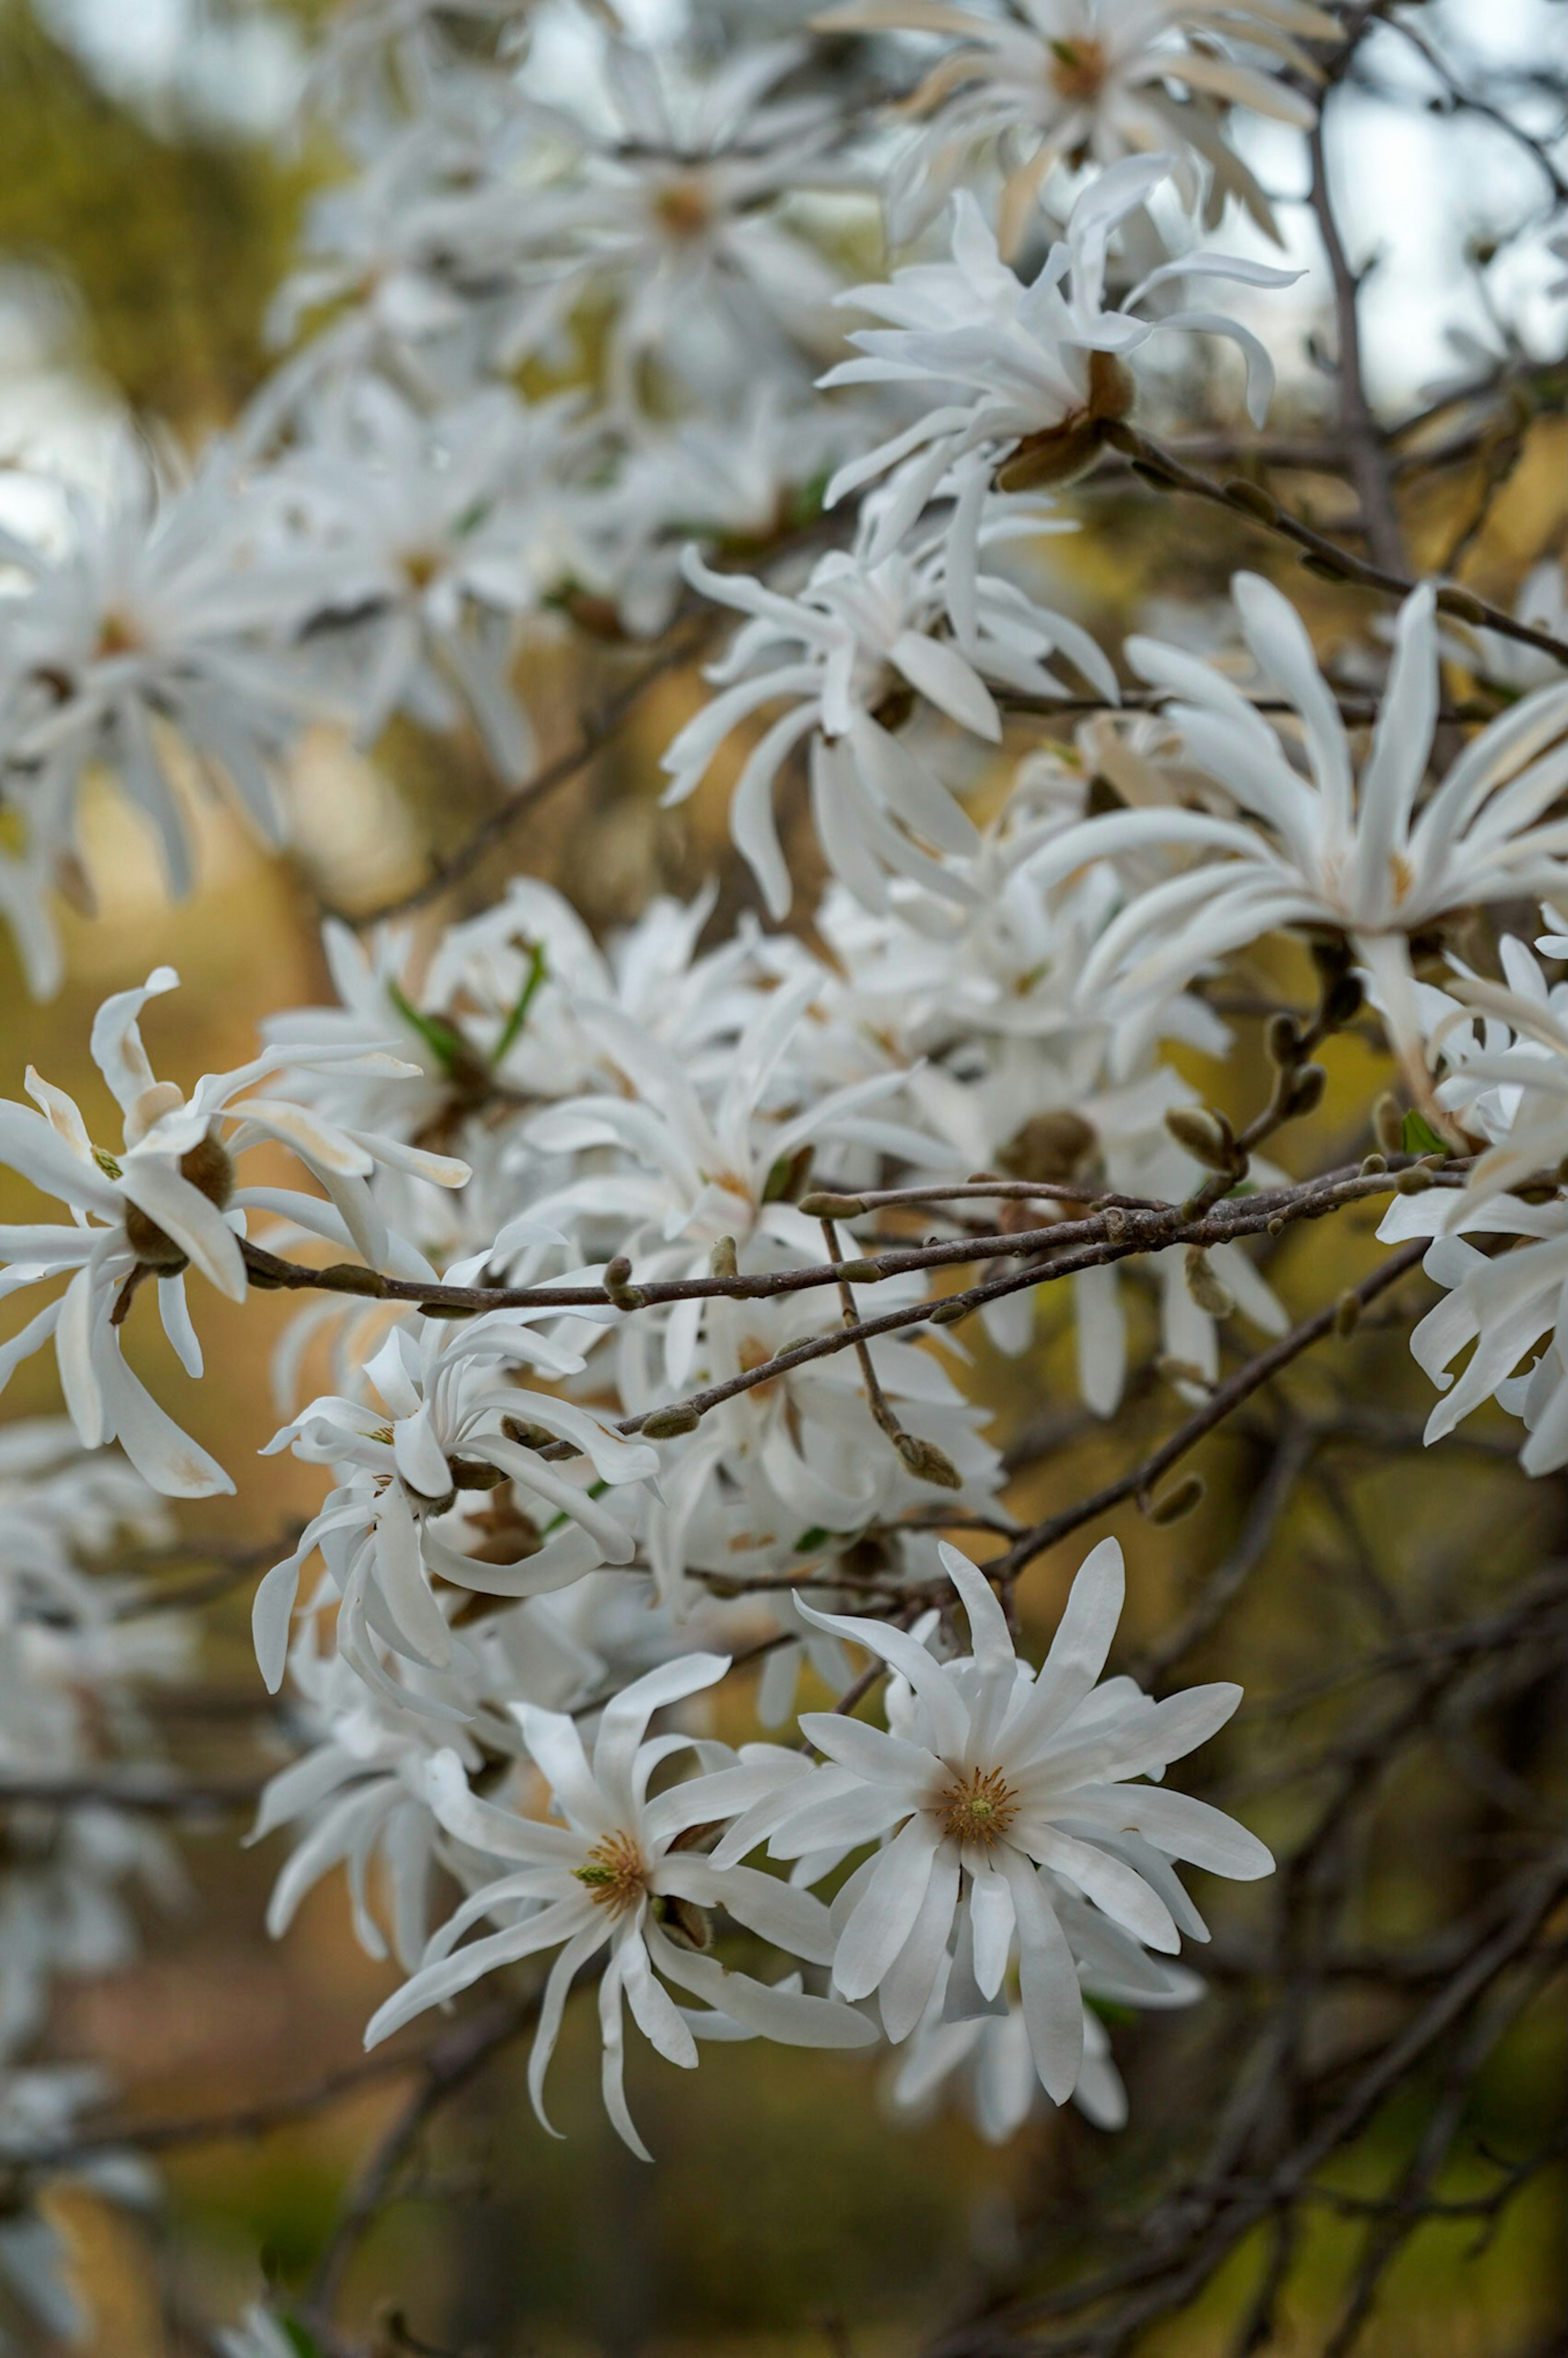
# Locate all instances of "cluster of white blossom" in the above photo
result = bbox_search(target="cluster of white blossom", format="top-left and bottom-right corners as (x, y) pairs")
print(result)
(0, 1424), (176, 2343)
(0, 2), (1564, 2342)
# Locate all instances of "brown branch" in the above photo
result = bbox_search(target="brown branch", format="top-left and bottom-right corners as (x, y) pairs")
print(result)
(301, 1995), (541, 2330)
(1110, 430), (1568, 666)
(988, 1239), (1430, 1582)
(1305, 111), (1407, 575)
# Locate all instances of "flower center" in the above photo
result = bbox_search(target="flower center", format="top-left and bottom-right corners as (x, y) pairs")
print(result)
(97, 611), (143, 660)
(654, 171), (714, 240)
(938, 1765), (1018, 1850)
(574, 1830), (650, 1914)
(1047, 36), (1107, 104)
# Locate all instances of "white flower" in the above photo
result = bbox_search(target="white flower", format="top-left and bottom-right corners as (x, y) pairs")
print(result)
(710, 1540), (1270, 2102)
(1024, 573), (1568, 1100)
(640, 1282), (1006, 1618)
(1378, 932), (1568, 1474)
(0, 968), (466, 1496)
(273, 382), (591, 779)
(363, 1653), (878, 2157)
(823, 0), (1336, 250)
(889, 1936), (1200, 2140)
(665, 487), (1115, 916)
(0, 1420), (167, 1618)
(0, 434), (317, 913)
(499, 36), (849, 407)
(252, 1596), (600, 1970)
(254, 1307), (658, 1697)
(509, 971), (949, 1287)
(820, 159), (1295, 540)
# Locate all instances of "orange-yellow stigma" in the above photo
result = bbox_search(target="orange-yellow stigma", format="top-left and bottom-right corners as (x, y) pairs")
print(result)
(574, 1830), (650, 1914)
(939, 1766), (1018, 1850)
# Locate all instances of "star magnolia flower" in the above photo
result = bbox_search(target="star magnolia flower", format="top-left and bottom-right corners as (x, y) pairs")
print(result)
(709, 1540), (1271, 2101)
(508, 973), (951, 1302)
(251, 1595), (599, 1971)
(363, 1654), (878, 2158)
(890, 1935), (1201, 2140)
(821, 0), (1336, 251)
(1376, 934), (1568, 1474)
(0, 969), (466, 1497)
(819, 158), (1295, 545)
(497, 36), (849, 407)
(274, 382), (588, 780)
(0, 433), (319, 912)
(1024, 573), (1568, 1104)
(664, 490), (1116, 917)
(1381, 1186), (1568, 1475)
(254, 1307), (658, 1699)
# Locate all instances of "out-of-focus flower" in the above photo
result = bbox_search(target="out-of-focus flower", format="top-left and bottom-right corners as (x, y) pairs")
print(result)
(821, 0), (1336, 248)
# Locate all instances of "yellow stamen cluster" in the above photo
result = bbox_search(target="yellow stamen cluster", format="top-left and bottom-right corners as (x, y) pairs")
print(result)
(574, 1830), (650, 1914)
(939, 1765), (1018, 1850)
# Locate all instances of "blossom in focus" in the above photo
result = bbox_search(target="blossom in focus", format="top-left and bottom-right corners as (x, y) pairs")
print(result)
(665, 489), (1116, 916)
(0, 968), (466, 1495)
(1024, 574), (1568, 1101)
(819, 159), (1296, 546)
(710, 1540), (1271, 2101)
(1379, 930), (1568, 1474)
(255, 1308), (658, 1696)
(889, 1935), (1201, 2139)
(364, 1654), (878, 2157)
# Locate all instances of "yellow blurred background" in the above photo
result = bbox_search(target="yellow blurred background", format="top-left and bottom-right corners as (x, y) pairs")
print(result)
(0, 5), (1563, 2353)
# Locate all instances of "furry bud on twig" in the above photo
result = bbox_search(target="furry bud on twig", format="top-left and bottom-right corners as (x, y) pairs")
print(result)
(1140, 1473), (1206, 1525)
(710, 1236), (738, 1280)
(320, 1263), (389, 1297)
(1372, 1094), (1405, 1157)
(1223, 477), (1281, 524)
(893, 1432), (962, 1489)
(1394, 1164), (1435, 1194)
(1266, 1012), (1303, 1067)
(1437, 586), (1489, 625)
(1165, 1106), (1236, 1172)
(927, 1296), (969, 1326)
(799, 1192), (867, 1219)
(1184, 1248), (1235, 1319)
(1283, 1062), (1327, 1118)
(642, 1403), (702, 1439)
(604, 1254), (647, 1310)
(1333, 1290), (1362, 1337)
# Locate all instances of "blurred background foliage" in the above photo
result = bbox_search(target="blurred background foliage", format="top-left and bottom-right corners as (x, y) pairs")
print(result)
(0, 3), (1563, 2354)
